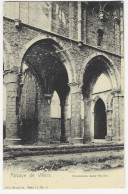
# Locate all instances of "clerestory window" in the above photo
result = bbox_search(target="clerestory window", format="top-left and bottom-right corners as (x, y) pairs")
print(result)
(97, 29), (104, 47)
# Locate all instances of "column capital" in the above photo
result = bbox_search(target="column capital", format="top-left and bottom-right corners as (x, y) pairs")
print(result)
(106, 109), (112, 113)
(44, 94), (53, 105)
(3, 71), (20, 85)
(84, 98), (92, 103)
(68, 82), (82, 94)
(111, 88), (121, 96)
(114, 17), (120, 24)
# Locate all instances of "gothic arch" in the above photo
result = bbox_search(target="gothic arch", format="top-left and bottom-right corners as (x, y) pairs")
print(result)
(83, 52), (120, 91)
(82, 53), (120, 98)
(19, 36), (74, 144)
(91, 95), (106, 110)
(91, 95), (106, 138)
(20, 35), (76, 83)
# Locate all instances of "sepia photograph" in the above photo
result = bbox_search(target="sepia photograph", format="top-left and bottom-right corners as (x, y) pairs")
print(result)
(3, 1), (125, 190)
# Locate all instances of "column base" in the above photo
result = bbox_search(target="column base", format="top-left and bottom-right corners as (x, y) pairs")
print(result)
(68, 138), (83, 144)
(4, 138), (21, 145)
(83, 136), (91, 144)
(60, 136), (68, 143)
(105, 135), (113, 141)
(112, 136), (123, 142)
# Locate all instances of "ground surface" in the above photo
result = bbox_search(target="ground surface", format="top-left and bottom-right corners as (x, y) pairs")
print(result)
(4, 150), (124, 172)
(3, 150), (124, 189)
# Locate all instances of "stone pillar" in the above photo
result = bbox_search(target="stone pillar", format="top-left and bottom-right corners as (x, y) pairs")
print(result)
(83, 2), (88, 44)
(120, 3), (124, 93)
(69, 2), (73, 39)
(69, 83), (83, 144)
(112, 91), (123, 141)
(105, 109), (113, 141)
(119, 94), (124, 142)
(83, 98), (92, 143)
(78, 2), (82, 46)
(114, 16), (120, 55)
(38, 94), (52, 144)
(119, 3), (124, 143)
(4, 71), (21, 145)
(64, 100), (70, 138)
(60, 100), (67, 143)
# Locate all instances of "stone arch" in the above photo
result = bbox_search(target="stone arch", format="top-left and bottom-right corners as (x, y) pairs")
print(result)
(82, 53), (119, 143)
(19, 36), (74, 144)
(91, 95), (106, 116)
(92, 95), (104, 104)
(91, 95), (106, 138)
(82, 52), (120, 93)
(19, 35), (76, 83)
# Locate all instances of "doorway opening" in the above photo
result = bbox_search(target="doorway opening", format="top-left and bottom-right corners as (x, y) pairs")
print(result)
(94, 98), (107, 139)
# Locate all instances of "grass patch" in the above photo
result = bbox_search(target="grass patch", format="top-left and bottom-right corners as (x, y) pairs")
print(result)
(33, 155), (124, 171)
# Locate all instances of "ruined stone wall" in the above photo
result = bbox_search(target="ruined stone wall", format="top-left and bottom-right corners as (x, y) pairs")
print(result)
(3, 18), (121, 81)
(86, 5), (115, 53)
(3, 1), (123, 144)
(3, 2), (121, 54)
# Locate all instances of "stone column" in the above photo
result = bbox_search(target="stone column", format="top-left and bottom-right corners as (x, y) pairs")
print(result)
(114, 16), (120, 55)
(105, 109), (113, 141)
(83, 98), (92, 143)
(4, 71), (21, 145)
(69, 2), (73, 39)
(112, 90), (123, 141)
(119, 95), (124, 142)
(83, 2), (88, 44)
(113, 7), (120, 55)
(119, 3), (124, 142)
(78, 2), (82, 46)
(69, 83), (83, 144)
(120, 3), (124, 93)
(64, 100), (70, 138)
(38, 94), (52, 144)
(60, 100), (67, 143)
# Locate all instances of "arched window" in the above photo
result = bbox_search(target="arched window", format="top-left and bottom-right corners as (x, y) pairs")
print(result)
(97, 29), (104, 47)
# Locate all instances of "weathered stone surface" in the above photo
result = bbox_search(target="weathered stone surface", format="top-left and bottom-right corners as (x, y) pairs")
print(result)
(3, 2), (124, 145)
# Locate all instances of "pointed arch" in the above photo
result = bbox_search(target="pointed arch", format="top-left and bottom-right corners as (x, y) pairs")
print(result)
(82, 53), (120, 98)
(19, 35), (76, 83)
